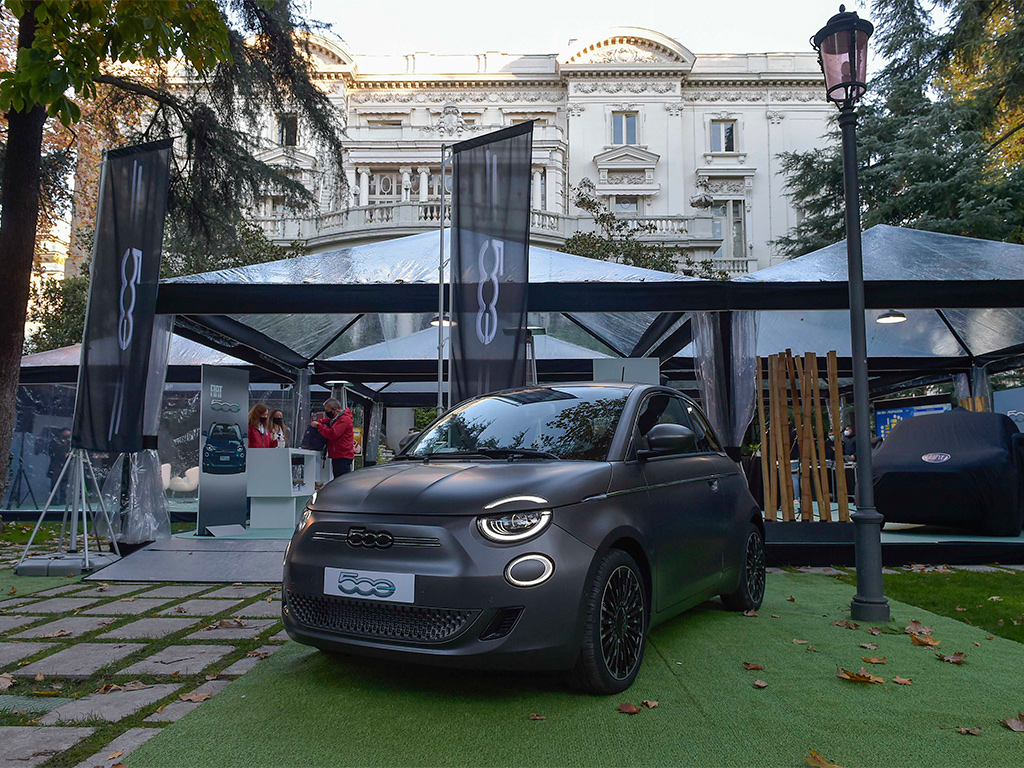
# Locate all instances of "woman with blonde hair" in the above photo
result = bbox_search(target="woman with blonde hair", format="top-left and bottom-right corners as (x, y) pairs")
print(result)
(248, 403), (278, 448)
(269, 408), (289, 448)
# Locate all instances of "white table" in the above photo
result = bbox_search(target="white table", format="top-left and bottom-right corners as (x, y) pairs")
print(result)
(247, 448), (318, 529)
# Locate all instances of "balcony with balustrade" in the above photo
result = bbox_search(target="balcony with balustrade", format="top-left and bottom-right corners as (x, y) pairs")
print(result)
(255, 202), (754, 275)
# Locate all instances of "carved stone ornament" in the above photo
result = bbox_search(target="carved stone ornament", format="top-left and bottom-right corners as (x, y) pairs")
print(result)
(704, 179), (746, 195)
(587, 44), (661, 64)
(682, 90), (766, 102)
(419, 103), (476, 137)
(573, 81), (675, 95)
(567, 103), (586, 116)
(689, 177), (713, 210)
(607, 171), (648, 185)
(766, 111), (785, 124)
(665, 102), (685, 116)
(351, 90), (562, 104)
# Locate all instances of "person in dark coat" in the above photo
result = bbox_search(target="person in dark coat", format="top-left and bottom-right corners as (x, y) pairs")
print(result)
(842, 424), (857, 458)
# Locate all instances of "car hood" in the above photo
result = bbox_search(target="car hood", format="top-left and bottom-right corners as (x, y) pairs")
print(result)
(308, 460), (612, 516)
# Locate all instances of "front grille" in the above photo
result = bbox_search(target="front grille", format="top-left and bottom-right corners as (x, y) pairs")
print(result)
(287, 590), (477, 643)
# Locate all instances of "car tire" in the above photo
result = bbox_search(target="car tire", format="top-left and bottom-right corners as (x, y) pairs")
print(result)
(569, 549), (649, 695)
(721, 524), (766, 612)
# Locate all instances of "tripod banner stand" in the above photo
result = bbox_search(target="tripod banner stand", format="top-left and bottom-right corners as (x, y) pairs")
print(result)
(17, 139), (174, 575)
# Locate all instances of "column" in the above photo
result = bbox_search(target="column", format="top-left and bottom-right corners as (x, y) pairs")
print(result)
(531, 169), (543, 211)
(545, 160), (563, 214)
(357, 168), (370, 207)
(400, 167), (412, 202)
(344, 168), (356, 207)
(417, 167), (430, 203)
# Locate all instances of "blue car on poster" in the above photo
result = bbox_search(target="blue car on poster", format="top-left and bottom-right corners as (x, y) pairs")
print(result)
(202, 422), (246, 474)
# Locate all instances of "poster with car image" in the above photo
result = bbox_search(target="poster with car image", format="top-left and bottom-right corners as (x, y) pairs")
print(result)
(198, 365), (249, 533)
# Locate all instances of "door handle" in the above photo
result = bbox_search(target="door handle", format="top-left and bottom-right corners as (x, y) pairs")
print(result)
(708, 479), (720, 492)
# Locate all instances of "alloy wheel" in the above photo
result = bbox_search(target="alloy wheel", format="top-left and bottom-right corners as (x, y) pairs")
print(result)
(745, 531), (766, 604)
(599, 564), (645, 680)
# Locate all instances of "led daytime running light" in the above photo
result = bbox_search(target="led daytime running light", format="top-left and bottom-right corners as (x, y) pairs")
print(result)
(477, 509), (552, 542)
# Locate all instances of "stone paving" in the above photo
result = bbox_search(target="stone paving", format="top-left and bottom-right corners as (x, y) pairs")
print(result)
(0, 576), (287, 768)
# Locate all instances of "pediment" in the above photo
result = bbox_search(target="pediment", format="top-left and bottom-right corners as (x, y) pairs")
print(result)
(560, 28), (694, 69)
(593, 146), (661, 168)
(257, 147), (318, 169)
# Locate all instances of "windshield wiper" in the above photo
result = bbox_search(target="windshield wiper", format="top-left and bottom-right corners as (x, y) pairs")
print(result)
(476, 448), (561, 461)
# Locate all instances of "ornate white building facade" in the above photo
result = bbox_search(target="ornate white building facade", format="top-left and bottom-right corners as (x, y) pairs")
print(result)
(254, 27), (833, 274)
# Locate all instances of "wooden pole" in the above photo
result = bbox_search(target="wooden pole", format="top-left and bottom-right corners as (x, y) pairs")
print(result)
(786, 350), (813, 522)
(756, 356), (774, 521)
(768, 355), (781, 519)
(808, 352), (832, 522)
(797, 355), (824, 521)
(827, 350), (850, 522)
(772, 354), (792, 521)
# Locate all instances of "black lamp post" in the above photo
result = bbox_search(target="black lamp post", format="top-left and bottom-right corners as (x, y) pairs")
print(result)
(813, 5), (891, 622)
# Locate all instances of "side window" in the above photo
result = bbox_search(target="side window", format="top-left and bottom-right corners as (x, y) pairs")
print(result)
(634, 394), (698, 455)
(685, 404), (723, 453)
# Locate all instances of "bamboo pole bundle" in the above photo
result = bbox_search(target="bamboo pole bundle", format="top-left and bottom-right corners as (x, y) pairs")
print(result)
(808, 352), (832, 522)
(796, 355), (824, 521)
(827, 350), (850, 521)
(756, 357), (774, 521)
(786, 350), (813, 521)
(772, 354), (794, 521)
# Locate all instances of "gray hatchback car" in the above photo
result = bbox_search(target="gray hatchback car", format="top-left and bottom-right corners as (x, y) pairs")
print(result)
(282, 383), (765, 694)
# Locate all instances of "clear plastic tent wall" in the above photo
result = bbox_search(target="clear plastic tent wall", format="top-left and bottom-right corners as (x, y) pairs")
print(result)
(691, 312), (759, 448)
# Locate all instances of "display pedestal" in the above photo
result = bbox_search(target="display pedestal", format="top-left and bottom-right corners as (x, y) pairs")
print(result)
(247, 449), (317, 529)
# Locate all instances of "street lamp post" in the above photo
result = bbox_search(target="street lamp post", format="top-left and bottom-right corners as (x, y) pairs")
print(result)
(813, 5), (891, 622)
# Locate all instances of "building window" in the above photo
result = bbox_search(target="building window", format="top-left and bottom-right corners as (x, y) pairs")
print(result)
(614, 196), (639, 214)
(368, 172), (402, 204)
(612, 112), (638, 145)
(710, 120), (736, 153)
(277, 113), (298, 146)
(711, 199), (745, 261)
(366, 118), (403, 127)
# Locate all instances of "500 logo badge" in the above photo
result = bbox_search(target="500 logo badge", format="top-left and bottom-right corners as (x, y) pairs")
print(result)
(337, 571), (396, 599)
(210, 400), (241, 412)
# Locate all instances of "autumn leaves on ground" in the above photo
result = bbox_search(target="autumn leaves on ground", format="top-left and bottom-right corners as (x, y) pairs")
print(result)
(121, 571), (1024, 768)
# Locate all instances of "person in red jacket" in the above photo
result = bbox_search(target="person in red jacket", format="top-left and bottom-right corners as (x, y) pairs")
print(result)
(312, 398), (354, 477)
(248, 403), (278, 449)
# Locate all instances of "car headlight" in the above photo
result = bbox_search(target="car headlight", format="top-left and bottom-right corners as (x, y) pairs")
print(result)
(236, 445), (245, 454)
(477, 509), (552, 543)
(296, 506), (312, 533)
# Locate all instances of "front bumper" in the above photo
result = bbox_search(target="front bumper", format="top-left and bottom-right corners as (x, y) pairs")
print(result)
(282, 511), (596, 671)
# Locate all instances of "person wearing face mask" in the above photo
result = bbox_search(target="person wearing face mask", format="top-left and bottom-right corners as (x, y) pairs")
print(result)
(312, 397), (354, 477)
(841, 423), (857, 458)
(269, 409), (289, 448)
(248, 403), (279, 449)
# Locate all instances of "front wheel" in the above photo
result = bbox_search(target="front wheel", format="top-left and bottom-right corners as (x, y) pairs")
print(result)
(569, 549), (649, 695)
(721, 524), (766, 612)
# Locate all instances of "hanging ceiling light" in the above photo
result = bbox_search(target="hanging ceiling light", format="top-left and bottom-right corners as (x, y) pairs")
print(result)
(876, 309), (907, 324)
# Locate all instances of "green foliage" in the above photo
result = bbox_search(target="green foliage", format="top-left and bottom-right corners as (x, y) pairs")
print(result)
(774, 0), (1024, 258)
(413, 407), (436, 431)
(563, 182), (730, 280)
(162, 217), (301, 278)
(25, 272), (88, 352)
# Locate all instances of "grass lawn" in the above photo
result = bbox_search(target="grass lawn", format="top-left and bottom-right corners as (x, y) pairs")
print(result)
(129, 572), (1024, 768)
(838, 570), (1024, 645)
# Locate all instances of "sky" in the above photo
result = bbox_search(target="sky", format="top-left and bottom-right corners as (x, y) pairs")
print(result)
(306, 0), (871, 57)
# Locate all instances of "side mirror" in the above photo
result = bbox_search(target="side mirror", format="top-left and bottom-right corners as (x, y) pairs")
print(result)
(639, 423), (697, 460)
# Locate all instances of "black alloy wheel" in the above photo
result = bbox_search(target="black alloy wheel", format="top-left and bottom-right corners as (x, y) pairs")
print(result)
(721, 524), (766, 612)
(570, 549), (649, 694)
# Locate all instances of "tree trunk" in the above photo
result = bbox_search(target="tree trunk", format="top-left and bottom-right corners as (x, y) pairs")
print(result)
(0, 7), (46, 505)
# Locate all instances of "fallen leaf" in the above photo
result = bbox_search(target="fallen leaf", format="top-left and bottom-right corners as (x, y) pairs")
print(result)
(804, 749), (843, 767)
(7, 586), (15, 595)
(96, 585), (109, 592)
(205, 675), (218, 681)
(771, 614), (780, 619)
(641, 700), (659, 709)
(893, 677), (913, 685)
(112, 764), (127, 768)
(30, 690), (59, 696)
(957, 727), (981, 736)
(743, 609), (758, 617)
(860, 643), (879, 650)
(618, 702), (642, 714)
(792, 639), (809, 645)
(122, 681), (151, 691)
(170, 671), (180, 677)
(937, 652), (967, 664)
(831, 620), (860, 630)
(33, 672), (44, 682)
(911, 633), (941, 647)
(742, 662), (764, 671)
(787, 595), (796, 602)
(753, 679), (768, 689)
(998, 619), (1005, 626)
(175, 606), (187, 613)
(806, 645), (819, 652)
(1001, 713), (1024, 732)
(528, 713), (546, 720)
(107, 750), (124, 760)
(905, 620), (932, 636)
(974, 641), (981, 647)
(39, 629), (72, 639)
(266, 596), (273, 603)
(955, 605), (966, 612)
(97, 684), (122, 694)
(988, 596), (1003, 602)
(988, 636), (995, 641)
(217, 619), (246, 629)
(246, 651), (271, 659)
(867, 627), (883, 636)
(836, 666), (884, 684)
(179, 691), (212, 703)
(119, 597), (136, 603)
(862, 656), (886, 664)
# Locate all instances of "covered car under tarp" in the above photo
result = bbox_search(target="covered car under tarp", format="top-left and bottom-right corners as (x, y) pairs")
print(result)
(873, 410), (1024, 536)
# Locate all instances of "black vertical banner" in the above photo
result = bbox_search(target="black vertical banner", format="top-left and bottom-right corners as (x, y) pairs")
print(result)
(450, 122), (533, 404)
(72, 139), (174, 453)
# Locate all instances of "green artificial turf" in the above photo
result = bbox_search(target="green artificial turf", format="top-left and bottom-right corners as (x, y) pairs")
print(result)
(839, 570), (1024, 644)
(128, 572), (1024, 768)
(0, 567), (80, 598)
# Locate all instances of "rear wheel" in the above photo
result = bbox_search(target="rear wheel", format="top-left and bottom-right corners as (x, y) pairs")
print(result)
(721, 524), (766, 612)
(569, 549), (648, 695)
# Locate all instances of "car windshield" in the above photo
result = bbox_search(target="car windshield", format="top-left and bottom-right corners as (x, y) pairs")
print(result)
(408, 386), (631, 462)
(210, 424), (240, 441)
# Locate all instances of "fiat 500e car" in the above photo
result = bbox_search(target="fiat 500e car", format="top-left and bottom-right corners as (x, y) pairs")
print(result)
(283, 383), (766, 694)
(201, 422), (246, 475)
